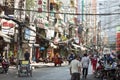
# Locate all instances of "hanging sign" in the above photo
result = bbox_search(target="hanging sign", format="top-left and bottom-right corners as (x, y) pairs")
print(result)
(1, 19), (15, 35)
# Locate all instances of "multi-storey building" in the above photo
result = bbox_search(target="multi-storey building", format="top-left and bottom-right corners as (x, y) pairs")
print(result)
(77, 0), (98, 49)
(98, 0), (120, 50)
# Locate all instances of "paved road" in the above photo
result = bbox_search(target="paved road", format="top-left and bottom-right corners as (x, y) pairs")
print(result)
(0, 64), (98, 80)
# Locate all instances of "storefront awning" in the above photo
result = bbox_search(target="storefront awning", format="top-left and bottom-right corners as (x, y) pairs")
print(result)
(0, 31), (11, 39)
(3, 37), (11, 42)
(0, 31), (11, 42)
(50, 0), (57, 3)
(72, 43), (87, 51)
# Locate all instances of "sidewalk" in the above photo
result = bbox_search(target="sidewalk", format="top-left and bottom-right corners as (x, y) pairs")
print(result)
(0, 61), (68, 69)
(31, 62), (54, 68)
(30, 61), (69, 68)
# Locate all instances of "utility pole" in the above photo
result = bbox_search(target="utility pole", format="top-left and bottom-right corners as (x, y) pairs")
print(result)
(82, 0), (84, 22)
(47, 0), (50, 21)
(16, 0), (24, 65)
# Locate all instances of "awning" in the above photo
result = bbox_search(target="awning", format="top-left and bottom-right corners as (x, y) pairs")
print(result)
(50, 43), (58, 49)
(0, 31), (11, 39)
(72, 43), (87, 50)
(50, 0), (57, 3)
(0, 31), (11, 42)
(3, 37), (11, 42)
(29, 44), (39, 47)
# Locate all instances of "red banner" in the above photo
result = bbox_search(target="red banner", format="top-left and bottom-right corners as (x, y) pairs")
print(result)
(2, 21), (15, 28)
(116, 33), (120, 51)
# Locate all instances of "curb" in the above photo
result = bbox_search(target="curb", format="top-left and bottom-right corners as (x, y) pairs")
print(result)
(1, 62), (68, 69)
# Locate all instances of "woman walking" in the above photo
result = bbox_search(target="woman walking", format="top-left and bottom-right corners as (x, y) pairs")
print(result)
(91, 55), (98, 73)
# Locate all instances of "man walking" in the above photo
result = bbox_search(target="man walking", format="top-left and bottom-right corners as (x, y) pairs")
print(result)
(81, 53), (90, 79)
(24, 50), (30, 61)
(70, 55), (81, 80)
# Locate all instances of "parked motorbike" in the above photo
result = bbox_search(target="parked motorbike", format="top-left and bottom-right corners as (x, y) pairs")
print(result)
(1, 59), (9, 73)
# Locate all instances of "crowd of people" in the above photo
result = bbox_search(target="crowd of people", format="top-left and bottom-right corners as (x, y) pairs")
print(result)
(68, 50), (120, 80)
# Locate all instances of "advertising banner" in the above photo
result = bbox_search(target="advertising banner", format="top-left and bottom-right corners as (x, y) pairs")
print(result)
(1, 19), (15, 35)
(116, 26), (120, 51)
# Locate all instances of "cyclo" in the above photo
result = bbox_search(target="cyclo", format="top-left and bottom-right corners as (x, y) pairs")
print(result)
(18, 60), (32, 77)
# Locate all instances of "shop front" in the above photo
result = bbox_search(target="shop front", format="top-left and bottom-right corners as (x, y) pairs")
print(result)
(0, 31), (11, 58)
(0, 18), (16, 59)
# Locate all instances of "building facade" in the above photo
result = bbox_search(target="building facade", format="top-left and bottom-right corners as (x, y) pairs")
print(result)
(98, 0), (120, 51)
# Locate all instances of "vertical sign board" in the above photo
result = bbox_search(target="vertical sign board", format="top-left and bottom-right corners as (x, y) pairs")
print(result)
(116, 26), (120, 51)
(24, 28), (30, 40)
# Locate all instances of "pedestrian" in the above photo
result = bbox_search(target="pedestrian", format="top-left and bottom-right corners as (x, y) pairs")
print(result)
(24, 50), (30, 61)
(10, 55), (16, 65)
(68, 51), (75, 64)
(91, 55), (97, 73)
(117, 53), (120, 65)
(0, 54), (3, 63)
(81, 53), (90, 79)
(69, 54), (81, 80)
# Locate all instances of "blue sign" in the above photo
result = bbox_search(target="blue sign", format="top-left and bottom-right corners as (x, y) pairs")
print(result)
(40, 47), (45, 50)
(25, 28), (30, 40)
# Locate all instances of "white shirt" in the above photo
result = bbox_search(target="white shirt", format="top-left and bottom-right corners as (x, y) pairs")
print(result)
(81, 56), (89, 68)
(70, 59), (81, 73)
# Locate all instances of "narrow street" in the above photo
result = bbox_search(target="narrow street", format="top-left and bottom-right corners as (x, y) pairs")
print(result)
(0, 64), (97, 80)
(0, 0), (119, 80)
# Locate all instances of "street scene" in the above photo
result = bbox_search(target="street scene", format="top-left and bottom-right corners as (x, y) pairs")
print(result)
(0, 0), (120, 80)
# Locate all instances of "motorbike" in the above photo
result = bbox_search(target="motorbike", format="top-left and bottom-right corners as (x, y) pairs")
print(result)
(53, 57), (63, 66)
(94, 60), (104, 78)
(0, 59), (9, 74)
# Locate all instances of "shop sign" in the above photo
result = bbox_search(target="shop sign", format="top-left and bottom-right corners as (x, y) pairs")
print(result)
(2, 21), (15, 28)
(38, 0), (42, 13)
(37, 23), (44, 29)
(24, 28), (30, 40)
(40, 47), (45, 51)
(117, 26), (120, 33)
(36, 18), (44, 29)
(116, 25), (120, 50)
(1, 20), (15, 35)
(116, 33), (120, 49)
(24, 25), (36, 42)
